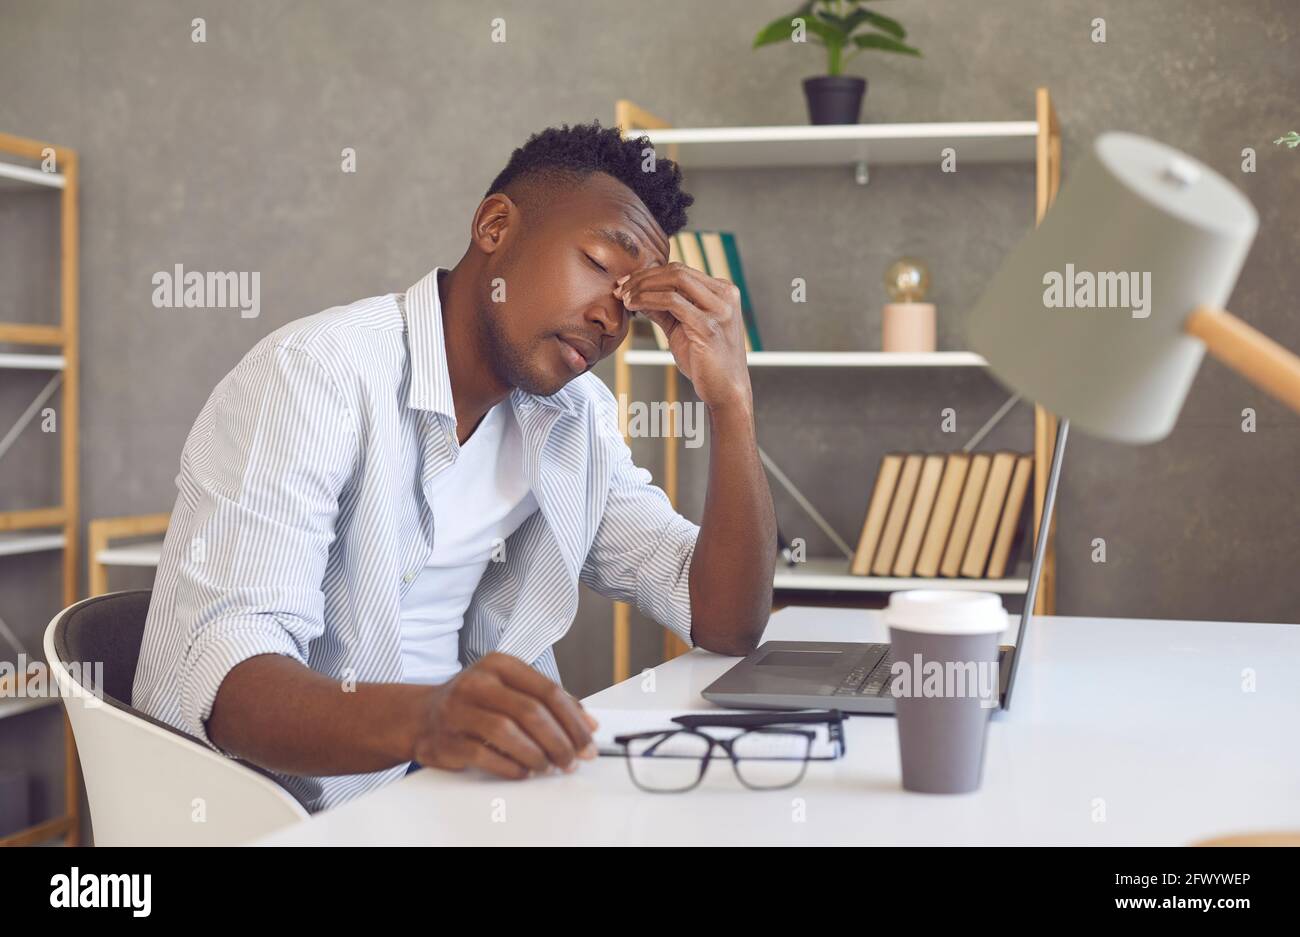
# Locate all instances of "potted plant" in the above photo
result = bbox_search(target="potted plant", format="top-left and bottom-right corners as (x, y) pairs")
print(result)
(754, 0), (921, 125)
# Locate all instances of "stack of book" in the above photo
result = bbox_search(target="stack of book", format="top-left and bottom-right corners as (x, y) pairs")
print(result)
(850, 451), (1035, 580)
(638, 230), (763, 352)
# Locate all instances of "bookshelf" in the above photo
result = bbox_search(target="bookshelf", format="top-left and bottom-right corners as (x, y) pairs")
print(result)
(610, 89), (1063, 683)
(0, 131), (80, 846)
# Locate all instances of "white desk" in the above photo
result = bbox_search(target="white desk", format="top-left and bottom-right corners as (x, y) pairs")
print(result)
(259, 607), (1300, 846)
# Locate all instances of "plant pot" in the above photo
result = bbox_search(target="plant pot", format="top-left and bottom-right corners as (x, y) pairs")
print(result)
(802, 75), (867, 125)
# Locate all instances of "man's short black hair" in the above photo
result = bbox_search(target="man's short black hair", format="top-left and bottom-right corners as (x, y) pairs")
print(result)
(485, 119), (694, 238)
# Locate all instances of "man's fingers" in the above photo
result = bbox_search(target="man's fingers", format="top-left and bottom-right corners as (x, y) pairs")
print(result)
(438, 732), (532, 780)
(624, 288), (712, 334)
(619, 264), (732, 318)
(638, 306), (679, 339)
(477, 683), (582, 769)
(458, 705), (552, 773)
(464, 736), (532, 780)
(485, 656), (597, 759)
(621, 262), (732, 303)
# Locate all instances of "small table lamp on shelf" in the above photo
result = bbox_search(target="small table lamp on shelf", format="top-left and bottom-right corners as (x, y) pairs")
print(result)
(882, 257), (936, 353)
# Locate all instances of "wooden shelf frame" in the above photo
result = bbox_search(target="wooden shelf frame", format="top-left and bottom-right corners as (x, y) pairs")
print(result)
(87, 513), (170, 597)
(0, 131), (80, 847)
(608, 90), (1063, 684)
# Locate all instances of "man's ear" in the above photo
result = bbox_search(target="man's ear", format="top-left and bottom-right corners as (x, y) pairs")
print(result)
(473, 193), (515, 256)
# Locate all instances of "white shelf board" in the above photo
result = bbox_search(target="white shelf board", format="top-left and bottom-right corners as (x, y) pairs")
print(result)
(624, 349), (987, 368)
(636, 120), (1039, 170)
(95, 541), (1029, 591)
(774, 557), (1029, 594)
(0, 531), (66, 557)
(0, 352), (65, 370)
(96, 540), (164, 567)
(0, 695), (61, 721)
(0, 161), (66, 190)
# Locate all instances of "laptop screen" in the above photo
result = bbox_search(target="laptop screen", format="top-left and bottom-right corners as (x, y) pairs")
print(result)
(1001, 418), (1068, 710)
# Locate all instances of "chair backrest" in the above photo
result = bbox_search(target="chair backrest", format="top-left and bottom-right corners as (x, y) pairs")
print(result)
(45, 591), (309, 845)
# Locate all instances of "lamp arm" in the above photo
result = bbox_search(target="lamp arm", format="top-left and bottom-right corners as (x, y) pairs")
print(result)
(1184, 306), (1300, 416)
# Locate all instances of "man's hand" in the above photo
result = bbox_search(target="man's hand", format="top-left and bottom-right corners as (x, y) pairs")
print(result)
(410, 652), (600, 780)
(612, 263), (775, 658)
(206, 651), (600, 780)
(614, 262), (752, 412)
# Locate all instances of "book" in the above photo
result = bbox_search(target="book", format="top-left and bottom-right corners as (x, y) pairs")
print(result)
(960, 452), (1017, 578)
(893, 454), (945, 577)
(940, 453), (991, 577)
(986, 454), (1034, 580)
(871, 453), (923, 576)
(722, 232), (760, 351)
(914, 452), (972, 578)
(850, 453), (904, 576)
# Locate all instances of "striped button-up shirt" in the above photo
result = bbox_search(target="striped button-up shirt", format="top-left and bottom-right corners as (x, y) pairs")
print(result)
(133, 267), (700, 813)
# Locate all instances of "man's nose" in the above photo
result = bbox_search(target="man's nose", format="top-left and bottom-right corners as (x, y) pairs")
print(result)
(588, 293), (628, 340)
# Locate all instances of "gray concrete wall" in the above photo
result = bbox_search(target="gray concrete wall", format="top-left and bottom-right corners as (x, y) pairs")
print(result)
(1, 0), (1297, 836)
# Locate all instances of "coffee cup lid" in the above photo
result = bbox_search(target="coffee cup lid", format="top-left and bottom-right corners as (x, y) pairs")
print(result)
(884, 590), (1007, 635)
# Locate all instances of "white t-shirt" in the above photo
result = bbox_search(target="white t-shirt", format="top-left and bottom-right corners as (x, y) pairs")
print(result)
(398, 399), (537, 685)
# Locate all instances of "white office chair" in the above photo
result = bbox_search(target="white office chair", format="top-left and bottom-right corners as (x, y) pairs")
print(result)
(44, 591), (309, 845)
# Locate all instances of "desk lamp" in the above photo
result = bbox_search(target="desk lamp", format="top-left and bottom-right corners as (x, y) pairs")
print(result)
(967, 130), (1300, 700)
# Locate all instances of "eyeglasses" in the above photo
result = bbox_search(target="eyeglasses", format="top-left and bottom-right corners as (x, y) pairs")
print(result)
(605, 710), (846, 793)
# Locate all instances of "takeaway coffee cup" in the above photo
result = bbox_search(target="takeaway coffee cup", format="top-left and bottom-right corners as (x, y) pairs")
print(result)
(884, 590), (1007, 794)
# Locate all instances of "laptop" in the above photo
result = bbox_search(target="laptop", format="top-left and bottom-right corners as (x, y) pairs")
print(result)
(702, 424), (1067, 715)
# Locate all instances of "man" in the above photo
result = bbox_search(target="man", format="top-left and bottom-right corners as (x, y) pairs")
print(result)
(133, 120), (777, 813)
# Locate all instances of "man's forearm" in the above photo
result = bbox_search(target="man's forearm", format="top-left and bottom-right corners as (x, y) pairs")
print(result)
(207, 654), (431, 776)
(687, 397), (777, 656)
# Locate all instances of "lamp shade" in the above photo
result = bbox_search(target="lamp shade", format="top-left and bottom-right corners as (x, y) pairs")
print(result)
(968, 132), (1259, 443)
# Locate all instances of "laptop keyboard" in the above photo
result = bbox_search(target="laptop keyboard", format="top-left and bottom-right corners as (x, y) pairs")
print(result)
(832, 646), (1011, 700)
(833, 645), (896, 697)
